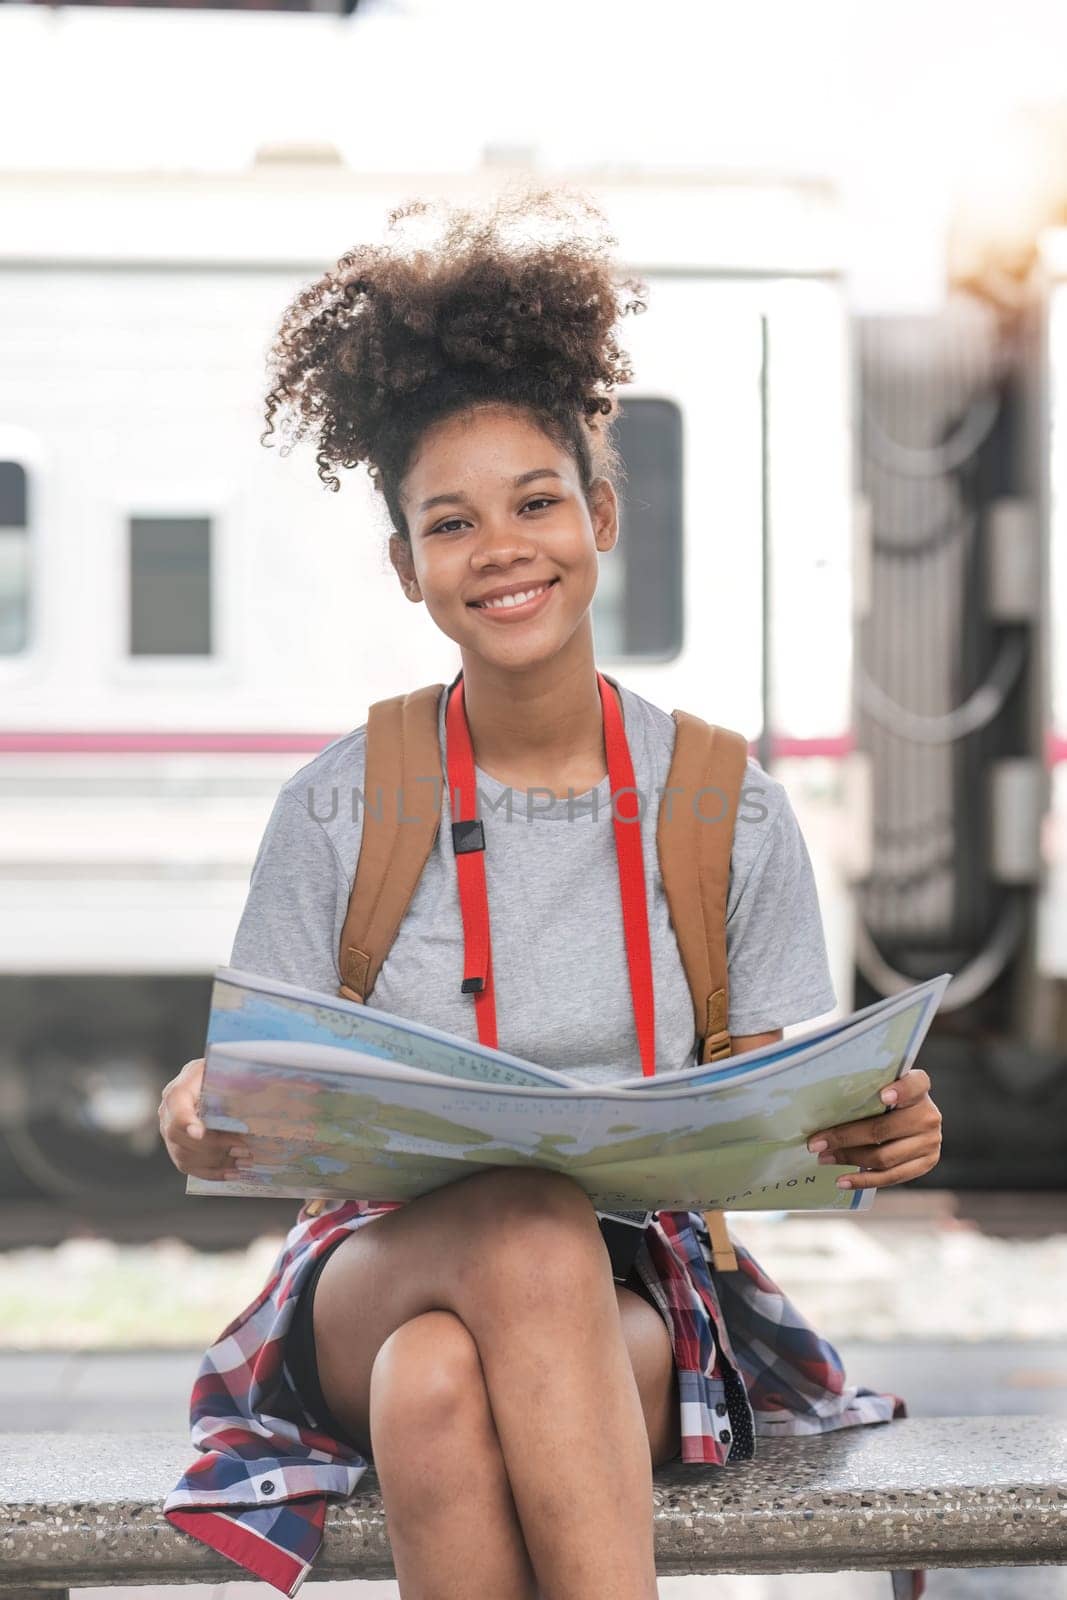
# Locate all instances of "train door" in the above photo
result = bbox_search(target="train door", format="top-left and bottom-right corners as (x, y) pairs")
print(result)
(593, 273), (855, 1013)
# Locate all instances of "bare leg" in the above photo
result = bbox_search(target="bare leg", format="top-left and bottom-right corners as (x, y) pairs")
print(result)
(310, 1168), (668, 1600)
(363, 1286), (680, 1600)
(368, 1309), (539, 1600)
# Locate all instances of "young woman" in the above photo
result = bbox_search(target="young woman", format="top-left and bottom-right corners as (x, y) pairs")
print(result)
(159, 188), (943, 1600)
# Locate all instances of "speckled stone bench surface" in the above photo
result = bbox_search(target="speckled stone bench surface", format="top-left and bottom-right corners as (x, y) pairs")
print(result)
(2, 1418), (1065, 1588)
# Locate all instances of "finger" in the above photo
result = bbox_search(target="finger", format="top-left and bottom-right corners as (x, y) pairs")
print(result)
(165, 1133), (250, 1179)
(184, 1163), (250, 1183)
(807, 1105), (896, 1153)
(807, 1074), (934, 1150)
(821, 1133), (937, 1172)
(877, 1067), (931, 1109)
(808, 1091), (940, 1152)
(163, 1080), (207, 1140)
(834, 1155), (939, 1190)
(160, 1100), (251, 1165)
(183, 1129), (251, 1163)
(815, 1101), (938, 1155)
(166, 1145), (252, 1183)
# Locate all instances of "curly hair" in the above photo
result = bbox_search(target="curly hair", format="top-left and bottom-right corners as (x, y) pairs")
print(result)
(259, 184), (648, 541)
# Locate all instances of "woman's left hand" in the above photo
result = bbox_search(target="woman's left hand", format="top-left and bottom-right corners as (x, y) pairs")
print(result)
(806, 1066), (942, 1190)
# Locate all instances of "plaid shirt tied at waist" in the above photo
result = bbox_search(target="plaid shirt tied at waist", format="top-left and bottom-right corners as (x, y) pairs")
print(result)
(164, 1199), (913, 1598)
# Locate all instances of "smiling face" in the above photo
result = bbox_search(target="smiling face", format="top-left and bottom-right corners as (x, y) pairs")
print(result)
(390, 403), (618, 675)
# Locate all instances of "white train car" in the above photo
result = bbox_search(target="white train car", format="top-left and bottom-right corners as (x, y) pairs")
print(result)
(0, 155), (856, 1203)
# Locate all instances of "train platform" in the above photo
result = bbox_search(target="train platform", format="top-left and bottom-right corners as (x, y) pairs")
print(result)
(1, 1338), (1064, 1600)
(3, 1191), (1063, 1598)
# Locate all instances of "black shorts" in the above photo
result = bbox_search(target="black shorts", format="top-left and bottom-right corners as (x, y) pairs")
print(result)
(284, 1233), (360, 1449)
(283, 1220), (663, 1455)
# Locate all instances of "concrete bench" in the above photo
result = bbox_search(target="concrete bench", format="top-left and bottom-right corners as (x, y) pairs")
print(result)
(2, 1419), (1065, 1593)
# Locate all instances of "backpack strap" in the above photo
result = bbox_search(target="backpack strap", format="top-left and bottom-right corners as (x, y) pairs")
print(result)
(336, 682), (446, 1005)
(657, 710), (749, 1065)
(305, 684), (447, 1221)
(313, 682), (749, 1270)
(657, 709), (750, 1272)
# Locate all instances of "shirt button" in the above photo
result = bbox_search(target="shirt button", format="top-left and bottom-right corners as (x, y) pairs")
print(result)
(718, 1430), (731, 1445)
(260, 1479), (276, 1495)
(715, 1402), (727, 1416)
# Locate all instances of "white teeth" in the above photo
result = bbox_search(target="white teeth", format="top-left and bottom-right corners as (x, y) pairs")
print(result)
(481, 583), (550, 610)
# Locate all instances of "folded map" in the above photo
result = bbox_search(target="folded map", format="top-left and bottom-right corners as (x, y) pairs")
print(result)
(186, 967), (951, 1215)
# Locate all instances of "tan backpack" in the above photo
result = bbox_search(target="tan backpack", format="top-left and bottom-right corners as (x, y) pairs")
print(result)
(309, 674), (748, 1273)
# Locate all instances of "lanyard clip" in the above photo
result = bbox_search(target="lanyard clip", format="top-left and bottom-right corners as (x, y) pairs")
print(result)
(452, 819), (485, 854)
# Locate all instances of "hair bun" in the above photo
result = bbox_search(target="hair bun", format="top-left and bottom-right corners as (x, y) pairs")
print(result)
(260, 183), (647, 535)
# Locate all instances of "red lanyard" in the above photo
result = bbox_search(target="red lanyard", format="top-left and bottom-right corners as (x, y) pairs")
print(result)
(444, 671), (657, 1077)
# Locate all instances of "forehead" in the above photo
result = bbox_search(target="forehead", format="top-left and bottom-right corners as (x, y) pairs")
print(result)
(404, 406), (569, 489)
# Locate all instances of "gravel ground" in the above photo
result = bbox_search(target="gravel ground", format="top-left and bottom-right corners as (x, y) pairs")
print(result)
(66, 1575), (1067, 1600)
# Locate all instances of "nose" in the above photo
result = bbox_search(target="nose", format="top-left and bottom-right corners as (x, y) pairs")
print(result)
(469, 516), (539, 570)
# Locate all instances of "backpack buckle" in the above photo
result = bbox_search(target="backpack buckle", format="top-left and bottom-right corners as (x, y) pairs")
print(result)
(701, 990), (731, 1063)
(701, 1030), (733, 1064)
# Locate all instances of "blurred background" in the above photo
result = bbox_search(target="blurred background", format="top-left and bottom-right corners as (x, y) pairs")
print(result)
(1, 0), (1066, 1596)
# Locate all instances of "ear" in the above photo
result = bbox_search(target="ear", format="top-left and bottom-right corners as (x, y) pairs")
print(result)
(589, 477), (619, 554)
(389, 534), (421, 601)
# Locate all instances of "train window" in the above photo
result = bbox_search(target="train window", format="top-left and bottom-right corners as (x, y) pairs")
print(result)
(0, 460), (30, 655)
(128, 515), (213, 656)
(591, 398), (684, 659)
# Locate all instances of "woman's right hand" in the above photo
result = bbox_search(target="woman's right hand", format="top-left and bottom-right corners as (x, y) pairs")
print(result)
(158, 1057), (250, 1180)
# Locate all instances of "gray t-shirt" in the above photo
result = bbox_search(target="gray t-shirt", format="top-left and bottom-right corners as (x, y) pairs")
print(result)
(229, 680), (836, 1084)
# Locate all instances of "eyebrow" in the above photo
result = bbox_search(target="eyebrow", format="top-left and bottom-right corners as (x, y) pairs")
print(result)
(417, 469), (565, 515)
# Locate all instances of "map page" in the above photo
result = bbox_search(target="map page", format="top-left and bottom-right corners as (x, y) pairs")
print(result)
(188, 970), (950, 1214)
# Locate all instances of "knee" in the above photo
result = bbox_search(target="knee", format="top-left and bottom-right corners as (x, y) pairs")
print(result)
(369, 1310), (488, 1446)
(456, 1169), (607, 1305)
(460, 1166), (594, 1225)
